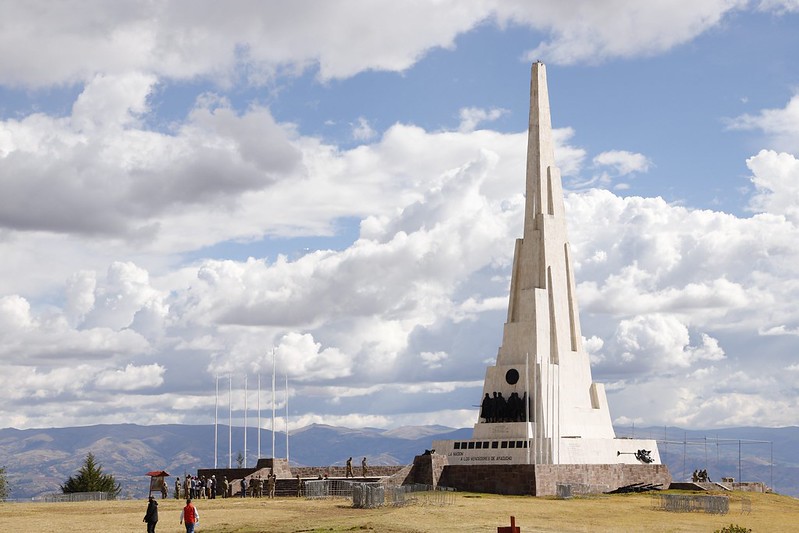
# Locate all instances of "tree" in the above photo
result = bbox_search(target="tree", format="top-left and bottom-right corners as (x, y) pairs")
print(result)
(236, 451), (244, 468)
(61, 452), (121, 497)
(0, 465), (9, 501)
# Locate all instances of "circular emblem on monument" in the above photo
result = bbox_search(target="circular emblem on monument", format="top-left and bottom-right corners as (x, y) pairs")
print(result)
(505, 369), (519, 385)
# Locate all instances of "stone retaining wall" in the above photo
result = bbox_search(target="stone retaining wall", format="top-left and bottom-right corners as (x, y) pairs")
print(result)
(196, 463), (406, 494)
(533, 463), (671, 496)
(200, 455), (672, 498)
(291, 465), (405, 478)
(429, 455), (671, 496)
(438, 464), (537, 495)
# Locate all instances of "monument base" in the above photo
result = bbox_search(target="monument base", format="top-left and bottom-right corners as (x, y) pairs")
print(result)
(405, 453), (672, 496)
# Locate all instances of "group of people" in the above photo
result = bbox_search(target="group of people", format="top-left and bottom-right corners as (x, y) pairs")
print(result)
(239, 472), (277, 498)
(173, 470), (308, 499)
(174, 474), (218, 499)
(692, 469), (711, 482)
(480, 391), (531, 423)
(143, 458), (372, 531)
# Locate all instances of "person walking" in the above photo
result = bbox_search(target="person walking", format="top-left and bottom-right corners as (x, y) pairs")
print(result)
(345, 457), (354, 478)
(179, 498), (199, 533)
(361, 457), (368, 477)
(143, 495), (158, 533)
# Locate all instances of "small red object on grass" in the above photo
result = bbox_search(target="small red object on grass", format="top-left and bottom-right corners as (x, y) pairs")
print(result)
(497, 515), (520, 533)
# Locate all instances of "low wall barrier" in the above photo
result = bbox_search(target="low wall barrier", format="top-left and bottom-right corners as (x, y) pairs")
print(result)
(656, 493), (729, 515)
(555, 483), (611, 498)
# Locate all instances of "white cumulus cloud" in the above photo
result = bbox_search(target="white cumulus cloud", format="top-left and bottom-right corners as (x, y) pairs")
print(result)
(458, 107), (508, 133)
(745, 150), (799, 222)
(95, 363), (166, 391)
(727, 94), (799, 152)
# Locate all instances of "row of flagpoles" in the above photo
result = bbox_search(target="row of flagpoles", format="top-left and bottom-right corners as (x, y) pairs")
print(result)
(213, 348), (289, 468)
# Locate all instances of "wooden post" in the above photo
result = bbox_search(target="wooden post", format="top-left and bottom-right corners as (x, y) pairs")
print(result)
(497, 515), (520, 533)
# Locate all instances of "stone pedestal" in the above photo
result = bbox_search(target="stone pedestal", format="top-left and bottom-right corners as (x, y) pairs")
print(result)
(405, 453), (448, 487)
(254, 457), (292, 478)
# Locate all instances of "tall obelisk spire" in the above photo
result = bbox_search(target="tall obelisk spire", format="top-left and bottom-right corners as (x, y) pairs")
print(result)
(506, 61), (569, 334)
(434, 63), (663, 470)
(525, 61), (556, 236)
(472, 62), (615, 460)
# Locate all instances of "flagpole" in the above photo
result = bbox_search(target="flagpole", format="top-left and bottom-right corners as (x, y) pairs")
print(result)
(214, 375), (219, 468)
(547, 360), (552, 464)
(556, 363), (561, 464)
(535, 352), (540, 464)
(228, 373), (232, 468)
(525, 353), (530, 465)
(285, 373), (289, 462)
(244, 375), (248, 468)
(257, 374), (261, 461)
(548, 361), (552, 464)
(271, 347), (276, 459)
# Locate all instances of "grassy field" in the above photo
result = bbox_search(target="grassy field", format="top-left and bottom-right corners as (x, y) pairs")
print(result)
(1, 490), (796, 532)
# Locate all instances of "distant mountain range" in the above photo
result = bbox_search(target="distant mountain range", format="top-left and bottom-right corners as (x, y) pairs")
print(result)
(1, 423), (796, 500)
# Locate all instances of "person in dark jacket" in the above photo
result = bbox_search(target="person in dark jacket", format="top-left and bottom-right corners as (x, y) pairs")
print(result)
(143, 495), (158, 533)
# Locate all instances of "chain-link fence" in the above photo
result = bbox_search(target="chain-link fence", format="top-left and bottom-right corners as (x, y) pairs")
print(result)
(303, 479), (352, 499)
(352, 483), (456, 509)
(304, 480), (455, 509)
(656, 493), (729, 514)
(42, 491), (115, 502)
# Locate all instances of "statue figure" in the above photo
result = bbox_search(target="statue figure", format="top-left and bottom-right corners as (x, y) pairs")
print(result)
(480, 393), (492, 423)
(634, 449), (654, 464)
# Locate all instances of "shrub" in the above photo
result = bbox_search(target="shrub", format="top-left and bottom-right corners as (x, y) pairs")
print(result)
(714, 524), (752, 533)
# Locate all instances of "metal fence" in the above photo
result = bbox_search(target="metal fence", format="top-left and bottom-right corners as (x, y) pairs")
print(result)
(303, 480), (455, 508)
(41, 491), (116, 503)
(352, 483), (456, 509)
(304, 479), (352, 499)
(352, 483), (384, 508)
(412, 485), (457, 506)
(656, 493), (729, 515)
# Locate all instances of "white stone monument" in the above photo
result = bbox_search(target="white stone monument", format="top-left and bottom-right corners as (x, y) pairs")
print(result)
(433, 62), (661, 467)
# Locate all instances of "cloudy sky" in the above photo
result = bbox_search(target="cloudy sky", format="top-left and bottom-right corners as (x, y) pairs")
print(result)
(1, 1), (799, 438)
